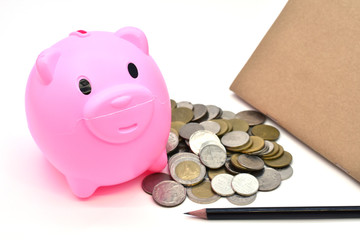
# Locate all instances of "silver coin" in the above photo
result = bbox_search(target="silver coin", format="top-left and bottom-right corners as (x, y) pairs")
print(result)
(259, 140), (274, 155)
(224, 160), (242, 175)
(189, 130), (222, 155)
(179, 122), (204, 140)
(235, 110), (266, 126)
(176, 101), (193, 110)
(168, 152), (199, 168)
(248, 144), (268, 156)
(199, 140), (226, 153)
(192, 104), (208, 121)
(205, 105), (221, 120)
(199, 120), (221, 134)
(231, 173), (259, 196)
(199, 144), (227, 169)
(142, 173), (173, 194)
(252, 167), (281, 191)
(275, 165), (293, 180)
(248, 127), (253, 136)
(248, 143), (269, 156)
(237, 154), (264, 171)
(170, 157), (206, 186)
(186, 179), (221, 204)
(227, 193), (257, 206)
(152, 180), (186, 207)
(218, 108), (223, 119)
(166, 131), (179, 153)
(221, 110), (236, 119)
(221, 131), (250, 148)
(211, 173), (235, 196)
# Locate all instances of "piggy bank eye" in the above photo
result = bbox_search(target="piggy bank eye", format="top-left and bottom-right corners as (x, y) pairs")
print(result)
(128, 63), (138, 78)
(79, 79), (92, 95)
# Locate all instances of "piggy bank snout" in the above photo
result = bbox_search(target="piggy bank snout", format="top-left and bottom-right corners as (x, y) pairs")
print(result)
(84, 85), (155, 144)
(110, 95), (132, 109)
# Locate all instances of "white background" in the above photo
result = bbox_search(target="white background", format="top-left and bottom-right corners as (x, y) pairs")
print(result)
(1, 0), (360, 239)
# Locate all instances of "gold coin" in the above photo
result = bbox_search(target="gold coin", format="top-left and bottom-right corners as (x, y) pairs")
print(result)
(171, 107), (194, 123)
(242, 136), (265, 154)
(171, 121), (185, 133)
(251, 124), (280, 141)
(230, 154), (249, 171)
(222, 119), (233, 133)
(262, 144), (284, 160)
(262, 141), (279, 157)
(211, 119), (229, 136)
(190, 180), (214, 198)
(175, 161), (200, 180)
(170, 158), (206, 186)
(170, 99), (177, 109)
(207, 167), (228, 180)
(228, 118), (249, 132)
(227, 138), (253, 152)
(186, 179), (221, 204)
(264, 151), (292, 168)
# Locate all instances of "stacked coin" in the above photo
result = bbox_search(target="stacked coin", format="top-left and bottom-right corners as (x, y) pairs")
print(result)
(143, 100), (293, 207)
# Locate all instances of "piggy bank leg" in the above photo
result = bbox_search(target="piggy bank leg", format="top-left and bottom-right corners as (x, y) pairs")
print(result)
(66, 176), (98, 198)
(148, 149), (167, 172)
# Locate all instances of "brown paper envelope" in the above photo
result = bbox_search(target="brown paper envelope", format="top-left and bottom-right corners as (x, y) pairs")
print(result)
(230, 0), (360, 182)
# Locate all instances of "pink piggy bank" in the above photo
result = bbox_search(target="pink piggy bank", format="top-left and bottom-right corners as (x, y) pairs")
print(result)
(25, 27), (171, 198)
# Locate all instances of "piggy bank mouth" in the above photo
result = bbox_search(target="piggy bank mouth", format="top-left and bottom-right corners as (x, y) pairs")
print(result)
(83, 86), (155, 144)
(118, 123), (137, 134)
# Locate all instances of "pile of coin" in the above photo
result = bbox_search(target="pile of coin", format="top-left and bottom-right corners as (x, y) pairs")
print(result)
(142, 100), (293, 207)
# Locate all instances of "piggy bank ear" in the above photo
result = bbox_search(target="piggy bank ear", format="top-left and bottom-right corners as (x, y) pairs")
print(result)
(115, 27), (149, 55)
(36, 48), (61, 85)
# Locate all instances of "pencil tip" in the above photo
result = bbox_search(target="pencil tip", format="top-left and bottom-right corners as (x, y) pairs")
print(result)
(184, 212), (190, 215)
(185, 209), (207, 219)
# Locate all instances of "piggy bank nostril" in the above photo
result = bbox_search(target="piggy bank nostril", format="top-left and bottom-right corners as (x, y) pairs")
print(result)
(111, 96), (132, 108)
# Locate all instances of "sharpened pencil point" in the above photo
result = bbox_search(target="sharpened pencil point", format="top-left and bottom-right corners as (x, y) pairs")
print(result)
(185, 209), (207, 219)
(184, 212), (190, 215)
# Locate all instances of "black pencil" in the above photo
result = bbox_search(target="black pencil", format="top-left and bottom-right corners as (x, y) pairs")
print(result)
(185, 206), (360, 220)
